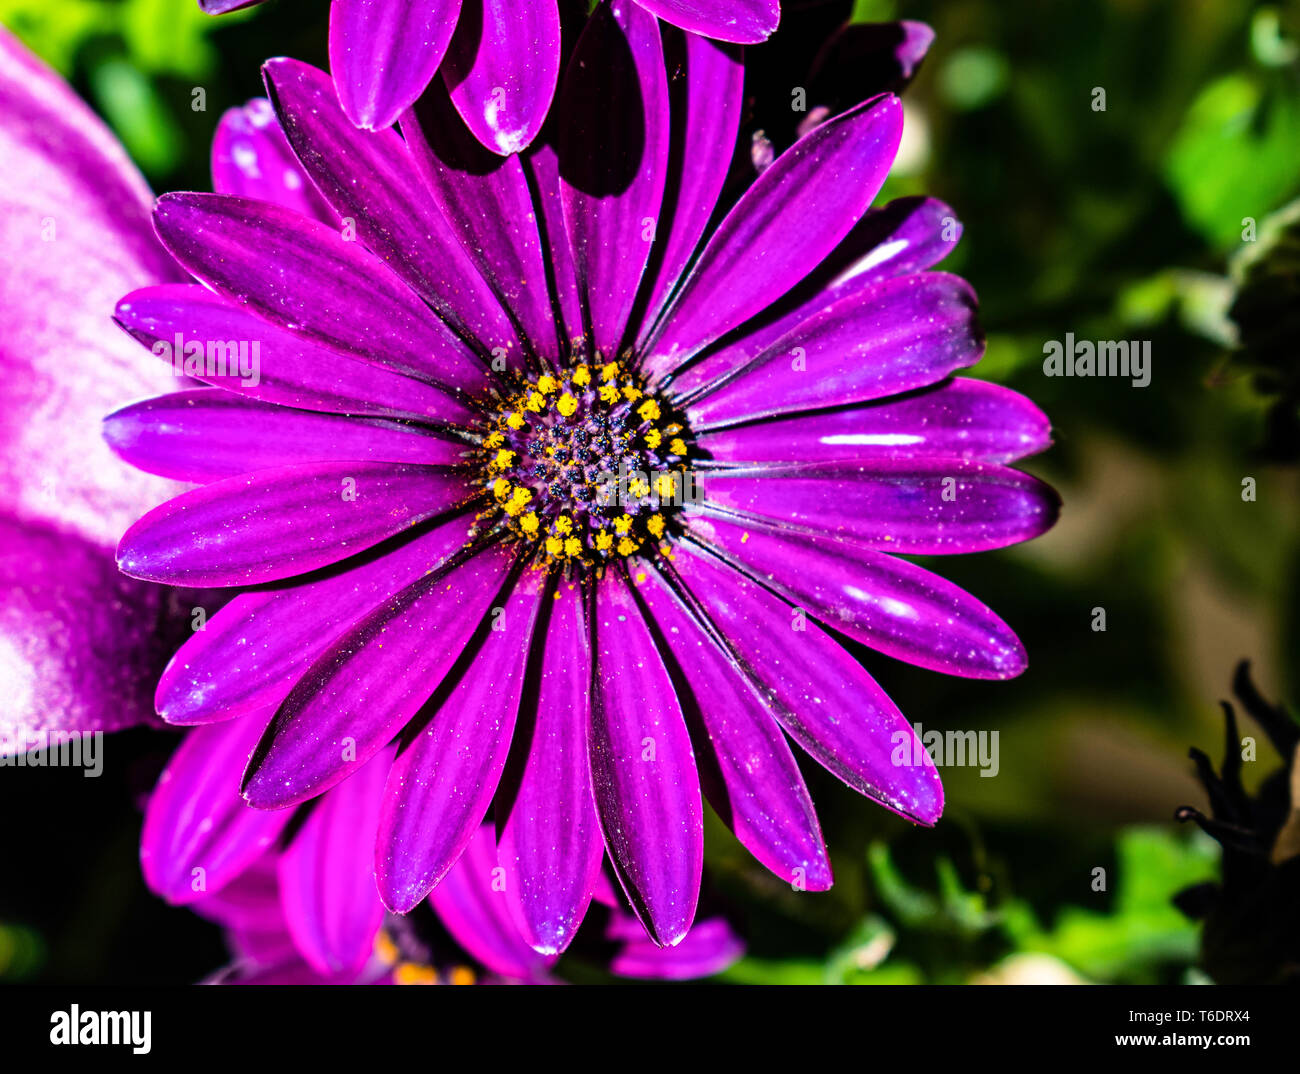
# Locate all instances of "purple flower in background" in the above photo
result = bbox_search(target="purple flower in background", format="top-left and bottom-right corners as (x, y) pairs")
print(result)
(144, 718), (742, 983)
(111, 5), (1058, 950)
(0, 27), (190, 746)
(198, 0), (780, 149)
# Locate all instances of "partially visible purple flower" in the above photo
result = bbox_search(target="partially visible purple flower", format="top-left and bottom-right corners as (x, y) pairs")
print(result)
(198, 0), (780, 149)
(0, 27), (188, 744)
(145, 718), (742, 983)
(111, 7), (1057, 952)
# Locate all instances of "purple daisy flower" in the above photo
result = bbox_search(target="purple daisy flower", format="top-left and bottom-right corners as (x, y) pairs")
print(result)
(110, 6), (1058, 951)
(198, 0), (780, 148)
(146, 718), (742, 983)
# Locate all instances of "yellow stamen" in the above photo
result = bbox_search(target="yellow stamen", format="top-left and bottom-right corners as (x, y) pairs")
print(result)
(617, 537), (639, 556)
(594, 531), (613, 551)
(545, 536), (563, 556)
(506, 411), (525, 430)
(554, 515), (573, 535)
(669, 437), (687, 456)
(520, 512), (540, 535)
(614, 515), (633, 535)
(599, 384), (620, 404)
(601, 361), (620, 382)
(644, 428), (662, 449)
(655, 474), (677, 498)
(557, 393), (578, 417)
(563, 536), (582, 557)
(536, 374), (558, 394)
(637, 399), (661, 422)
(494, 448), (515, 469)
(572, 364), (591, 386)
(646, 514), (665, 538)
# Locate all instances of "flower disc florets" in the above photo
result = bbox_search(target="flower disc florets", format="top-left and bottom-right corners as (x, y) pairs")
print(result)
(471, 359), (697, 568)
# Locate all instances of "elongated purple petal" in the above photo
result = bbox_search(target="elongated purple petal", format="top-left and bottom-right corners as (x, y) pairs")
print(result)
(329, 0), (462, 130)
(559, 2), (670, 358)
(684, 273), (982, 427)
(635, 0), (779, 43)
(632, 566), (832, 889)
(430, 824), (555, 980)
(526, 144), (585, 351)
(691, 514), (1028, 678)
(646, 95), (902, 371)
(590, 573), (702, 946)
(117, 462), (473, 587)
(211, 98), (335, 223)
(115, 284), (462, 423)
(377, 571), (543, 913)
(278, 750), (388, 976)
(156, 516), (474, 726)
(401, 85), (559, 360)
(697, 459), (1061, 554)
(262, 58), (519, 363)
(698, 378), (1052, 465)
(241, 545), (514, 808)
(635, 31), (743, 344)
(496, 580), (604, 955)
(671, 542), (943, 823)
(140, 714), (291, 904)
(153, 192), (487, 406)
(443, 0), (561, 155)
(609, 913), (744, 979)
(104, 389), (463, 483)
(664, 195), (963, 397)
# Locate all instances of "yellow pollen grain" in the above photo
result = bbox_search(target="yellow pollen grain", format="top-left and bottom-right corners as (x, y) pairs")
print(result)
(573, 364), (591, 386)
(545, 536), (563, 556)
(564, 536), (582, 556)
(614, 515), (633, 535)
(555, 515), (573, 535)
(635, 571), (647, 584)
(494, 448), (515, 469)
(669, 438), (687, 456)
(598, 384), (620, 404)
(646, 514), (665, 538)
(449, 966), (476, 987)
(594, 531), (613, 551)
(601, 361), (620, 382)
(621, 384), (643, 402)
(506, 411), (525, 430)
(374, 932), (399, 964)
(504, 499), (524, 517)
(557, 393), (578, 417)
(520, 512), (539, 535)
(617, 537), (639, 556)
(394, 962), (437, 986)
(655, 474), (677, 498)
(484, 431), (504, 448)
(628, 478), (650, 498)
(637, 399), (661, 422)
(512, 486), (533, 505)
(536, 374), (558, 394)
(492, 478), (511, 500)
(644, 428), (662, 449)
(525, 391), (546, 412)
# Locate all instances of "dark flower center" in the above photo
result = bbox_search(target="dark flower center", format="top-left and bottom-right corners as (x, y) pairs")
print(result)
(471, 360), (696, 565)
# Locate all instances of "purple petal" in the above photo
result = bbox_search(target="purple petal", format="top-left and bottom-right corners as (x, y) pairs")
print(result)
(0, 27), (183, 737)
(262, 58), (519, 363)
(559, 2), (670, 359)
(664, 196), (964, 397)
(156, 515), (474, 726)
(278, 749), (389, 976)
(697, 458), (1061, 554)
(400, 85), (559, 361)
(430, 824), (555, 980)
(690, 514), (1028, 679)
(152, 192), (487, 407)
(671, 542), (943, 824)
(683, 273), (983, 427)
(635, 0), (779, 43)
(631, 566), (832, 888)
(698, 378), (1052, 466)
(0, 517), (168, 739)
(646, 95), (903, 372)
(329, 0), (462, 130)
(117, 462), (473, 587)
(140, 715), (292, 904)
(199, 0), (262, 12)
(104, 389), (464, 483)
(635, 31), (743, 345)
(808, 20), (935, 99)
(496, 580), (605, 955)
(590, 573), (702, 946)
(526, 144), (585, 351)
(114, 284), (463, 423)
(376, 571), (544, 913)
(443, 0), (561, 155)
(241, 544), (514, 808)
(210, 98), (335, 223)
(609, 913), (744, 979)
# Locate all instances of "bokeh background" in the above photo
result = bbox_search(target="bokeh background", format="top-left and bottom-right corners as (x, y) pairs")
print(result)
(1, 0), (1297, 984)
